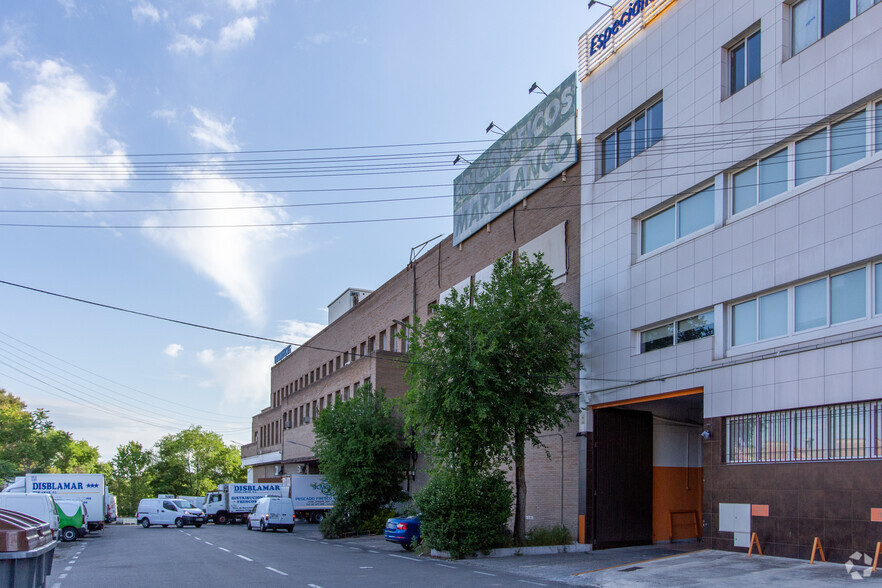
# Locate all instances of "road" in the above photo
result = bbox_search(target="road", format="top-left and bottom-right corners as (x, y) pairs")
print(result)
(47, 524), (568, 588)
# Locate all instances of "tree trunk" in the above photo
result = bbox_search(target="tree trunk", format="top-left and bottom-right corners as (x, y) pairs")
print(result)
(513, 430), (527, 545)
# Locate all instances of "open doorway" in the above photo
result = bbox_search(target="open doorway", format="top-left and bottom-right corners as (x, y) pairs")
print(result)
(593, 390), (703, 548)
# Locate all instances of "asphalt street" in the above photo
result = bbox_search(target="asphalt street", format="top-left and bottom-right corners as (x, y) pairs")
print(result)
(47, 524), (569, 588)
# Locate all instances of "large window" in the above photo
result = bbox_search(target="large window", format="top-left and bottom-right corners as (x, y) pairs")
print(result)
(640, 311), (714, 353)
(641, 185), (714, 254)
(726, 401), (882, 463)
(792, 0), (880, 55)
(729, 29), (761, 95)
(731, 102), (876, 215)
(601, 99), (663, 175)
(732, 265), (874, 347)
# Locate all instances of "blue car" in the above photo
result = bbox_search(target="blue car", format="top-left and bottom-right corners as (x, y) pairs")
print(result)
(384, 514), (421, 550)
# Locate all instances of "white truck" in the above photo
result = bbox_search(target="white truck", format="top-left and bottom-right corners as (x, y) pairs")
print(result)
(286, 474), (334, 524)
(2, 473), (106, 531)
(203, 483), (283, 524)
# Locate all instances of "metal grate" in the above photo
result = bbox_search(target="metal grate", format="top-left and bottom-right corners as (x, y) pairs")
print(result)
(725, 400), (882, 463)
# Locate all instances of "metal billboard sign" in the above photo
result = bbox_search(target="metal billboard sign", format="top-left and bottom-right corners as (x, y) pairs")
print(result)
(452, 72), (577, 246)
(578, 0), (676, 79)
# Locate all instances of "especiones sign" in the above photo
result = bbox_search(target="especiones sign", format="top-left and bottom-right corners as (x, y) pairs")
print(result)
(578, 0), (676, 79)
(453, 72), (577, 246)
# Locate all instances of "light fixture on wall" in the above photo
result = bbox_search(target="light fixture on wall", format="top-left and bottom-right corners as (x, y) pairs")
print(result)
(453, 155), (472, 165)
(528, 82), (547, 97)
(485, 121), (506, 135)
(700, 427), (711, 440)
(588, 0), (614, 8)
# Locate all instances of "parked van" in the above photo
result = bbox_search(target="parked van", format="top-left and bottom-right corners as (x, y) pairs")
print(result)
(55, 499), (88, 542)
(246, 497), (294, 532)
(137, 498), (205, 529)
(0, 493), (60, 538)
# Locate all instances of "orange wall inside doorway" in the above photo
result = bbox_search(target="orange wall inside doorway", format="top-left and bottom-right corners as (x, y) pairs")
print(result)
(652, 467), (702, 542)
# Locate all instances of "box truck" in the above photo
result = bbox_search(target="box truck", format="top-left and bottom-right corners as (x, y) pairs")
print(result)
(286, 475), (334, 524)
(2, 474), (106, 531)
(203, 483), (282, 524)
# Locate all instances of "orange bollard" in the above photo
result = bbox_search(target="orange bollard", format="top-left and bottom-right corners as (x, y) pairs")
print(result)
(810, 537), (826, 564)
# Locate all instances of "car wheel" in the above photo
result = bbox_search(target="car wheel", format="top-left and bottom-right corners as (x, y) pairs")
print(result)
(61, 527), (78, 542)
(216, 513), (228, 525)
(141, 518), (150, 529)
(260, 521), (266, 532)
(195, 524), (202, 528)
(287, 527), (293, 533)
(162, 525), (168, 528)
(247, 521), (252, 530)
(175, 518), (184, 528)
(402, 542), (414, 551)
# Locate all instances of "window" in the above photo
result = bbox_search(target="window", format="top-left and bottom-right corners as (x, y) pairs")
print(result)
(601, 99), (663, 175)
(732, 267), (870, 346)
(726, 401), (882, 463)
(876, 102), (882, 152)
(830, 110), (866, 171)
(368, 336), (375, 354)
(641, 185), (714, 254)
(729, 29), (761, 95)
(876, 262), (882, 315)
(795, 128), (828, 185)
(792, 0), (879, 55)
(732, 149), (787, 214)
(640, 311), (714, 353)
(379, 331), (386, 351)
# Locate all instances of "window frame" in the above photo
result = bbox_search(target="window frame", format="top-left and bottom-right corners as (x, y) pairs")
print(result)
(638, 310), (715, 354)
(791, 0), (880, 56)
(600, 98), (663, 176)
(728, 27), (761, 96)
(640, 184), (716, 255)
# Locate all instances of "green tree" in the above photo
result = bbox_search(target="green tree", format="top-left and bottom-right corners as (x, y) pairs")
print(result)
(53, 438), (102, 474)
(405, 254), (592, 544)
(313, 383), (408, 536)
(111, 441), (154, 516)
(149, 426), (244, 497)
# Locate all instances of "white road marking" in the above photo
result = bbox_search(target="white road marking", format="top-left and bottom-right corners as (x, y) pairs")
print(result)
(194, 537), (201, 541)
(204, 542), (213, 545)
(320, 541), (328, 544)
(388, 554), (421, 562)
(368, 550), (380, 553)
(236, 554), (253, 561)
(266, 567), (288, 576)
(349, 546), (361, 550)
(60, 574), (68, 579)
(518, 581), (547, 586)
(185, 533), (192, 536)
(51, 584), (61, 588)
(307, 584), (324, 588)
(359, 566), (373, 569)
(334, 544), (345, 548)
(436, 564), (456, 569)
(473, 571), (497, 576)
(219, 547), (230, 552)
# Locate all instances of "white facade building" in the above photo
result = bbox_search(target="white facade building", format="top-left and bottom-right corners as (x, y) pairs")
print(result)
(579, 0), (882, 559)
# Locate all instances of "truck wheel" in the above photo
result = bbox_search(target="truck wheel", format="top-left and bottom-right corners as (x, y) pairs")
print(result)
(195, 524), (202, 528)
(61, 527), (78, 542)
(216, 513), (228, 525)
(141, 518), (151, 529)
(311, 511), (325, 524)
(175, 518), (184, 528)
(287, 527), (293, 533)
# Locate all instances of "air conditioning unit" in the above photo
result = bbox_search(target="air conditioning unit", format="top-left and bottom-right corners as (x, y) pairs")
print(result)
(296, 465), (305, 474)
(274, 465), (284, 476)
(303, 415), (311, 423)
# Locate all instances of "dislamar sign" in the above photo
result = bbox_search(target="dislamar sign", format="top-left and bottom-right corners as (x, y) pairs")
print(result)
(453, 72), (577, 246)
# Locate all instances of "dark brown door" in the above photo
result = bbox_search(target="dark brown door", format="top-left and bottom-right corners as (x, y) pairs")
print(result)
(593, 408), (653, 548)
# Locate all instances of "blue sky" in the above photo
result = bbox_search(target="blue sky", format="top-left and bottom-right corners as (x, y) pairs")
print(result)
(0, 0), (600, 460)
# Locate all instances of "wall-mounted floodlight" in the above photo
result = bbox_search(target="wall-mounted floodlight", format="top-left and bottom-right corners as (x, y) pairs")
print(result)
(485, 121), (506, 135)
(528, 82), (547, 97)
(453, 155), (472, 165)
(588, 0), (614, 8)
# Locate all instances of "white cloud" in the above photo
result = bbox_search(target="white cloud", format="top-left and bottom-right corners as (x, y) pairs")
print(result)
(132, 1), (163, 23)
(193, 345), (273, 407)
(305, 32), (333, 46)
(57, 0), (77, 16)
(0, 59), (132, 199)
(168, 34), (209, 55)
(163, 343), (184, 357)
(151, 108), (177, 121)
(217, 17), (258, 51)
(189, 107), (238, 152)
(185, 14), (208, 29)
(197, 349), (215, 364)
(227, 0), (259, 12)
(278, 320), (324, 344)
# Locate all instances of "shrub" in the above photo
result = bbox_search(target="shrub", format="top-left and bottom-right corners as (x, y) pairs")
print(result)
(415, 468), (512, 559)
(524, 524), (572, 547)
(318, 505), (353, 539)
(362, 508), (397, 535)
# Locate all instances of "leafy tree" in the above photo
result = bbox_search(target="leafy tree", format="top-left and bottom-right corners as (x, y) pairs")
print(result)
(111, 441), (154, 516)
(405, 254), (592, 544)
(313, 383), (408, 536)
(53, 439), (102, 474)
(149, 426), (245, 497)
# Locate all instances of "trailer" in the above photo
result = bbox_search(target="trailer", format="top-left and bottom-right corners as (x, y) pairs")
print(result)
(203, 483), (282, 524)
(3, 474), (107, 532)
(286, 475), (334, 524)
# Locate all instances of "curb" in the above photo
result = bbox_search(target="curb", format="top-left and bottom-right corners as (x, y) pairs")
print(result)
(430, 542), (592, 559)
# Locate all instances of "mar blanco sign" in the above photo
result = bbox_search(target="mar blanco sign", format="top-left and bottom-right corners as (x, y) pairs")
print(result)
(453, 72), (577, 246)
(578, 0), (676, 79)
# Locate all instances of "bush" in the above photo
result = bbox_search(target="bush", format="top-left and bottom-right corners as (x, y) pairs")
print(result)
(362, 508), (397, 535)
(524, 524), (572, 547)
(318, 505), (353, 539)
(415, 468), (512, 559)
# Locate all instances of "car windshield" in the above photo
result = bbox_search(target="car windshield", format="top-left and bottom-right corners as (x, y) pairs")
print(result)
(171, 500), (191, 509)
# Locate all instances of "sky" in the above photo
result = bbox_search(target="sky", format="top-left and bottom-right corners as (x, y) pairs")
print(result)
(0, 0), (602, 461)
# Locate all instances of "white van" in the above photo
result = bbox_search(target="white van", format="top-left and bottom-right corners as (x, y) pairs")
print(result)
(246, 497), (294, 532)
(0, 493), (60, 537)
(137, 498), (205, 529)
